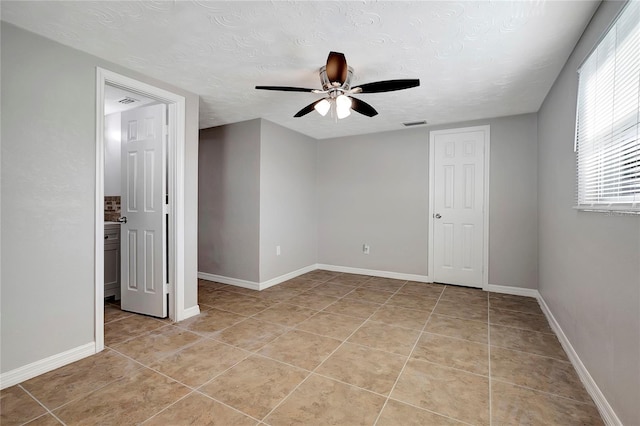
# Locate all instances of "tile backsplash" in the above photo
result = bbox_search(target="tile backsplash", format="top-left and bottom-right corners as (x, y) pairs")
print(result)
(105, 196), (121, 222)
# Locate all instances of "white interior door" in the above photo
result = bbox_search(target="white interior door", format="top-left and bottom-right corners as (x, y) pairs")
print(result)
(120, 103), (167, 317)
(432, 128), (486, 288)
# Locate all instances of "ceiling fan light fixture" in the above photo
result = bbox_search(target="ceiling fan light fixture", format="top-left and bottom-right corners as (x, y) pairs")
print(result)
(337, 107), (351, 119)
(336, 94), (352, 119)
(314, 99), (331, 116)
(255, 51), (419, 119)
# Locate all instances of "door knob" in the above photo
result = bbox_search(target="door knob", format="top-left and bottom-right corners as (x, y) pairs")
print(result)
(118, 216), (127, 224)
(434, 213), (442, 219)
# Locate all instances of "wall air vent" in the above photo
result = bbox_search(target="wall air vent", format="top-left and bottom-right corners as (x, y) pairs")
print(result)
(402, 120), (427, 127)
(118, 96), (139, 105)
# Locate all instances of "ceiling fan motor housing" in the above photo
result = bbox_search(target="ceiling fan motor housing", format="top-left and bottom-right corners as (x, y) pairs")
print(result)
(255, 51), (419, 118)
(319, 65), (354, 96)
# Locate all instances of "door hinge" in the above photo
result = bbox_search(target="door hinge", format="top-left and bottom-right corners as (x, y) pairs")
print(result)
(164, 282), (170, 295)
(163, 203), (169, 214)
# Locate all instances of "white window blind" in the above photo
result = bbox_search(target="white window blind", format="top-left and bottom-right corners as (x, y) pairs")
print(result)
(575, 1), (640, 212)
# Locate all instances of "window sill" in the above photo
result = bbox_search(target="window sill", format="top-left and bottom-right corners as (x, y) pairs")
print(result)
(573, 206), (640, 215)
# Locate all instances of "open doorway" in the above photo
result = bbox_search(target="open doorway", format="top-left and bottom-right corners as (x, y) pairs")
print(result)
(103, 85), (168, 314)
(95, 68), (187, 352)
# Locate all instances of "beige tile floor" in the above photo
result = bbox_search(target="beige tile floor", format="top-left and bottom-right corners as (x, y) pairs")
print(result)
(1, 271), (604, 425)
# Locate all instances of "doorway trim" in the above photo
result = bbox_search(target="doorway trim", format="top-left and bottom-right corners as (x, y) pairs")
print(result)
(428, 125), (490, 290)
(95, 67), (187, 352)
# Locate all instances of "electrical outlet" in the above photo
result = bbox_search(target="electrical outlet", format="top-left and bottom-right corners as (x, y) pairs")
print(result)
(276, 245), (281, 256)
(363, 244), (370, 255)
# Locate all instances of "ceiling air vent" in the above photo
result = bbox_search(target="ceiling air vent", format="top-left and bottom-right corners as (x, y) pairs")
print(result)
(402, 120), (427, 127)
(118, 96), (139, 105)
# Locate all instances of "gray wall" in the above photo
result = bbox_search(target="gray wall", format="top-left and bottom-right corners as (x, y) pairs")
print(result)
(198, 120), (261, 282)
(0, 23), (200, 373)
(317, 114), (538, 289)
(259, 120), (318, 282)
(537, 1), (640, 423)
(317, 128), (430, 276)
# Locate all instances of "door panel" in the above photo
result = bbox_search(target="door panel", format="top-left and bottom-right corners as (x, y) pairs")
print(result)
(120, 104), (167, 317)
(432, 129), (485, 287)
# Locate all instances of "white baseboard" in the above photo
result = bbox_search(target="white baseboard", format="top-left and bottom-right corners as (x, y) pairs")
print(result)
(198, 264), (316, 291)
(198, 272), (260, 290)
(537, 295), (621, 426)
(485, 284), (539, 298)
(486, 285), (621, 424)
(317, 264), (431, 283)
(258, 264), (317, 290)
(0, 342), (96, 390)
(180, 305), (200, 321)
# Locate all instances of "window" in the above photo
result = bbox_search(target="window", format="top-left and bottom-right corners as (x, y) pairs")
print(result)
(575, 1), (640, 212)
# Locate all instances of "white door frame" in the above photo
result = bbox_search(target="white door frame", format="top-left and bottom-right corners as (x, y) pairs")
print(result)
(428, 125), (490, 290)
(94, 67), (186, 352)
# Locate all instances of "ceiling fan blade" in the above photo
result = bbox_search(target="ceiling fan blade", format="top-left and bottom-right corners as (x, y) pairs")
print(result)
(255, 86), (317, 93)
(294, 99), (323, 117)
(325, 51), (348, 85)
(350, 97), (378, 117)
(355, 79), (420, 93)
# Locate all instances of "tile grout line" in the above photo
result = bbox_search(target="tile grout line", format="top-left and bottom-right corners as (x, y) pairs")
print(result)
(200, 282), (333, 316)
(270, 368), (467, 426)
(18, 413), (61, 426)
(17, 385), (68, 426)
(28, 376), (130, 416)
(138, 391), (196, 425)
(489, 305), (546, 316)
(174, 304), (386, 423)
(173, 280), (568, 419)
(108, 323), (205, 354)
(487, 322), (556, 335)
(114, 344), (249, 393)
(124, 277), (530, 424)
(420, 329), (487, 345)
(434, 310), (555, 335)
(489, 378), (598, 406)
(104, 346), (205, 390)
(229, 276), (392, 340)
(308, 371), (391, 399)
(131, 279), (526, 423)
(392, 357), (492, 380)
(18, 353), (154, 418)
(255, 365), (474, 426)
(295, 331), (416, 359)
(103, 313), (135, 325)
(488, 343), (571, 363)
(120, 289), (586, 425)
(385, 397), (477, 426)
(202, 277), (442, 324)
(371, 285), (450, 426)
(171, 320), (247, 341)
(104, 319), (168, 347)
(193, 389), (264, 423)
(258, 277), (410, 425)
(109, 344), (261, 425)
(140, 386), (264, 426)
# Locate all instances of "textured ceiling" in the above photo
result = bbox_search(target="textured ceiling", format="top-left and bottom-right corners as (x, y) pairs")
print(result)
(1, 1), (600, 139)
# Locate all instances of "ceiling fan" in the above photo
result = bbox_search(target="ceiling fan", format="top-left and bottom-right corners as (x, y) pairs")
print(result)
(255, 51), (420, 120)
